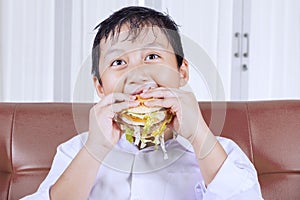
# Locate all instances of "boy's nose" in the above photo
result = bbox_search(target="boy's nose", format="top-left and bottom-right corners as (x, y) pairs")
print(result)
(124, 65), (157, 94)
(126, 65), (153, 84)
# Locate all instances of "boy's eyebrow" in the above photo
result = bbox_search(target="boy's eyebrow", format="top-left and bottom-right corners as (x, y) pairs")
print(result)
(104, 48), (125, 58)
(143, 41), (167, 49)
(104, 41), (168, 59)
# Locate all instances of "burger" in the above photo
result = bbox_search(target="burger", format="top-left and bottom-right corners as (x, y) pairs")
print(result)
(115, 96), (174, 158)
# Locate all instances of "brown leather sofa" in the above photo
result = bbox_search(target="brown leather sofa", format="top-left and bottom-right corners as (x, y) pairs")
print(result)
(0, 101), (300, 200)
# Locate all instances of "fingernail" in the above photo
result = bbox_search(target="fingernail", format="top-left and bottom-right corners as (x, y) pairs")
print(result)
(129, 96), (136, 101)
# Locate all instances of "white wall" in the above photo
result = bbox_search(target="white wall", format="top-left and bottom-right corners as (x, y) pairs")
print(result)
(248, 0), (300, 100)
(0, 0), (55, 102)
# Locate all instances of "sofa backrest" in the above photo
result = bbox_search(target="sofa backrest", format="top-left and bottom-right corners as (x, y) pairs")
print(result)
(0, 101), (299, 199)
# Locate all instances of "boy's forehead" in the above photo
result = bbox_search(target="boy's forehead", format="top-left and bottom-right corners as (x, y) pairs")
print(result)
(100, 26), (171, 54)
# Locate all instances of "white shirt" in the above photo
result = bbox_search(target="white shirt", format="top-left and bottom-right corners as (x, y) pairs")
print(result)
(21, 132), (263, 200)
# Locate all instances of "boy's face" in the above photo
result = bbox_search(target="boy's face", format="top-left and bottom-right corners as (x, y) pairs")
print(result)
(94, 25), (188, 96)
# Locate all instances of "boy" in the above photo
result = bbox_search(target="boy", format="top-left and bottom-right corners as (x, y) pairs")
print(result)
(22, 6), (263, 199)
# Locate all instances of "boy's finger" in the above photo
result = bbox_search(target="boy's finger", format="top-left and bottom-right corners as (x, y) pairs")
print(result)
(97, 93), (135, 107)
(140, 88), (178, 99)
(111, 100), (140, 113)
(144, 97), (180, 111)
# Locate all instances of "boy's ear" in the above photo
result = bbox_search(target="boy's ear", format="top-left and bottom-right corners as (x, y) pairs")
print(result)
(93, 76), (105, 98)
(179, 58), (189, 87)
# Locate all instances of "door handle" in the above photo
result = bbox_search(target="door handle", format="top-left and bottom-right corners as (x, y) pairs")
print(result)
(234, 32), (240, 57)
(243, 33), (249, 58)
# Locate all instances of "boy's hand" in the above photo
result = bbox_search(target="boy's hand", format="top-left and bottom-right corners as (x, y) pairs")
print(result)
(140, 87), (211, 146)
(85, 93), (139, 160)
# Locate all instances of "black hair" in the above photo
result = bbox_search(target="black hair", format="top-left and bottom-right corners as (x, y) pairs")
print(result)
(92, 6), (184, 85)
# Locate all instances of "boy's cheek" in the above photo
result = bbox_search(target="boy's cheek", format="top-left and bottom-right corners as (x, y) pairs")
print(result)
(150, 66), (181, 87)
(100, 75), (125, 94)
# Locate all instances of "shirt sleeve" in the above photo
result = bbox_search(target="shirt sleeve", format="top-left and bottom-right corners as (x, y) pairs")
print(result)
(20, 133), (88, 200)
(201, 137), (264, 200)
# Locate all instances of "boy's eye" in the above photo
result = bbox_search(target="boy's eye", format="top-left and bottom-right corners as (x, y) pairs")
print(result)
(111, 60), (126, 66)
(145, 54), (160, 61)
